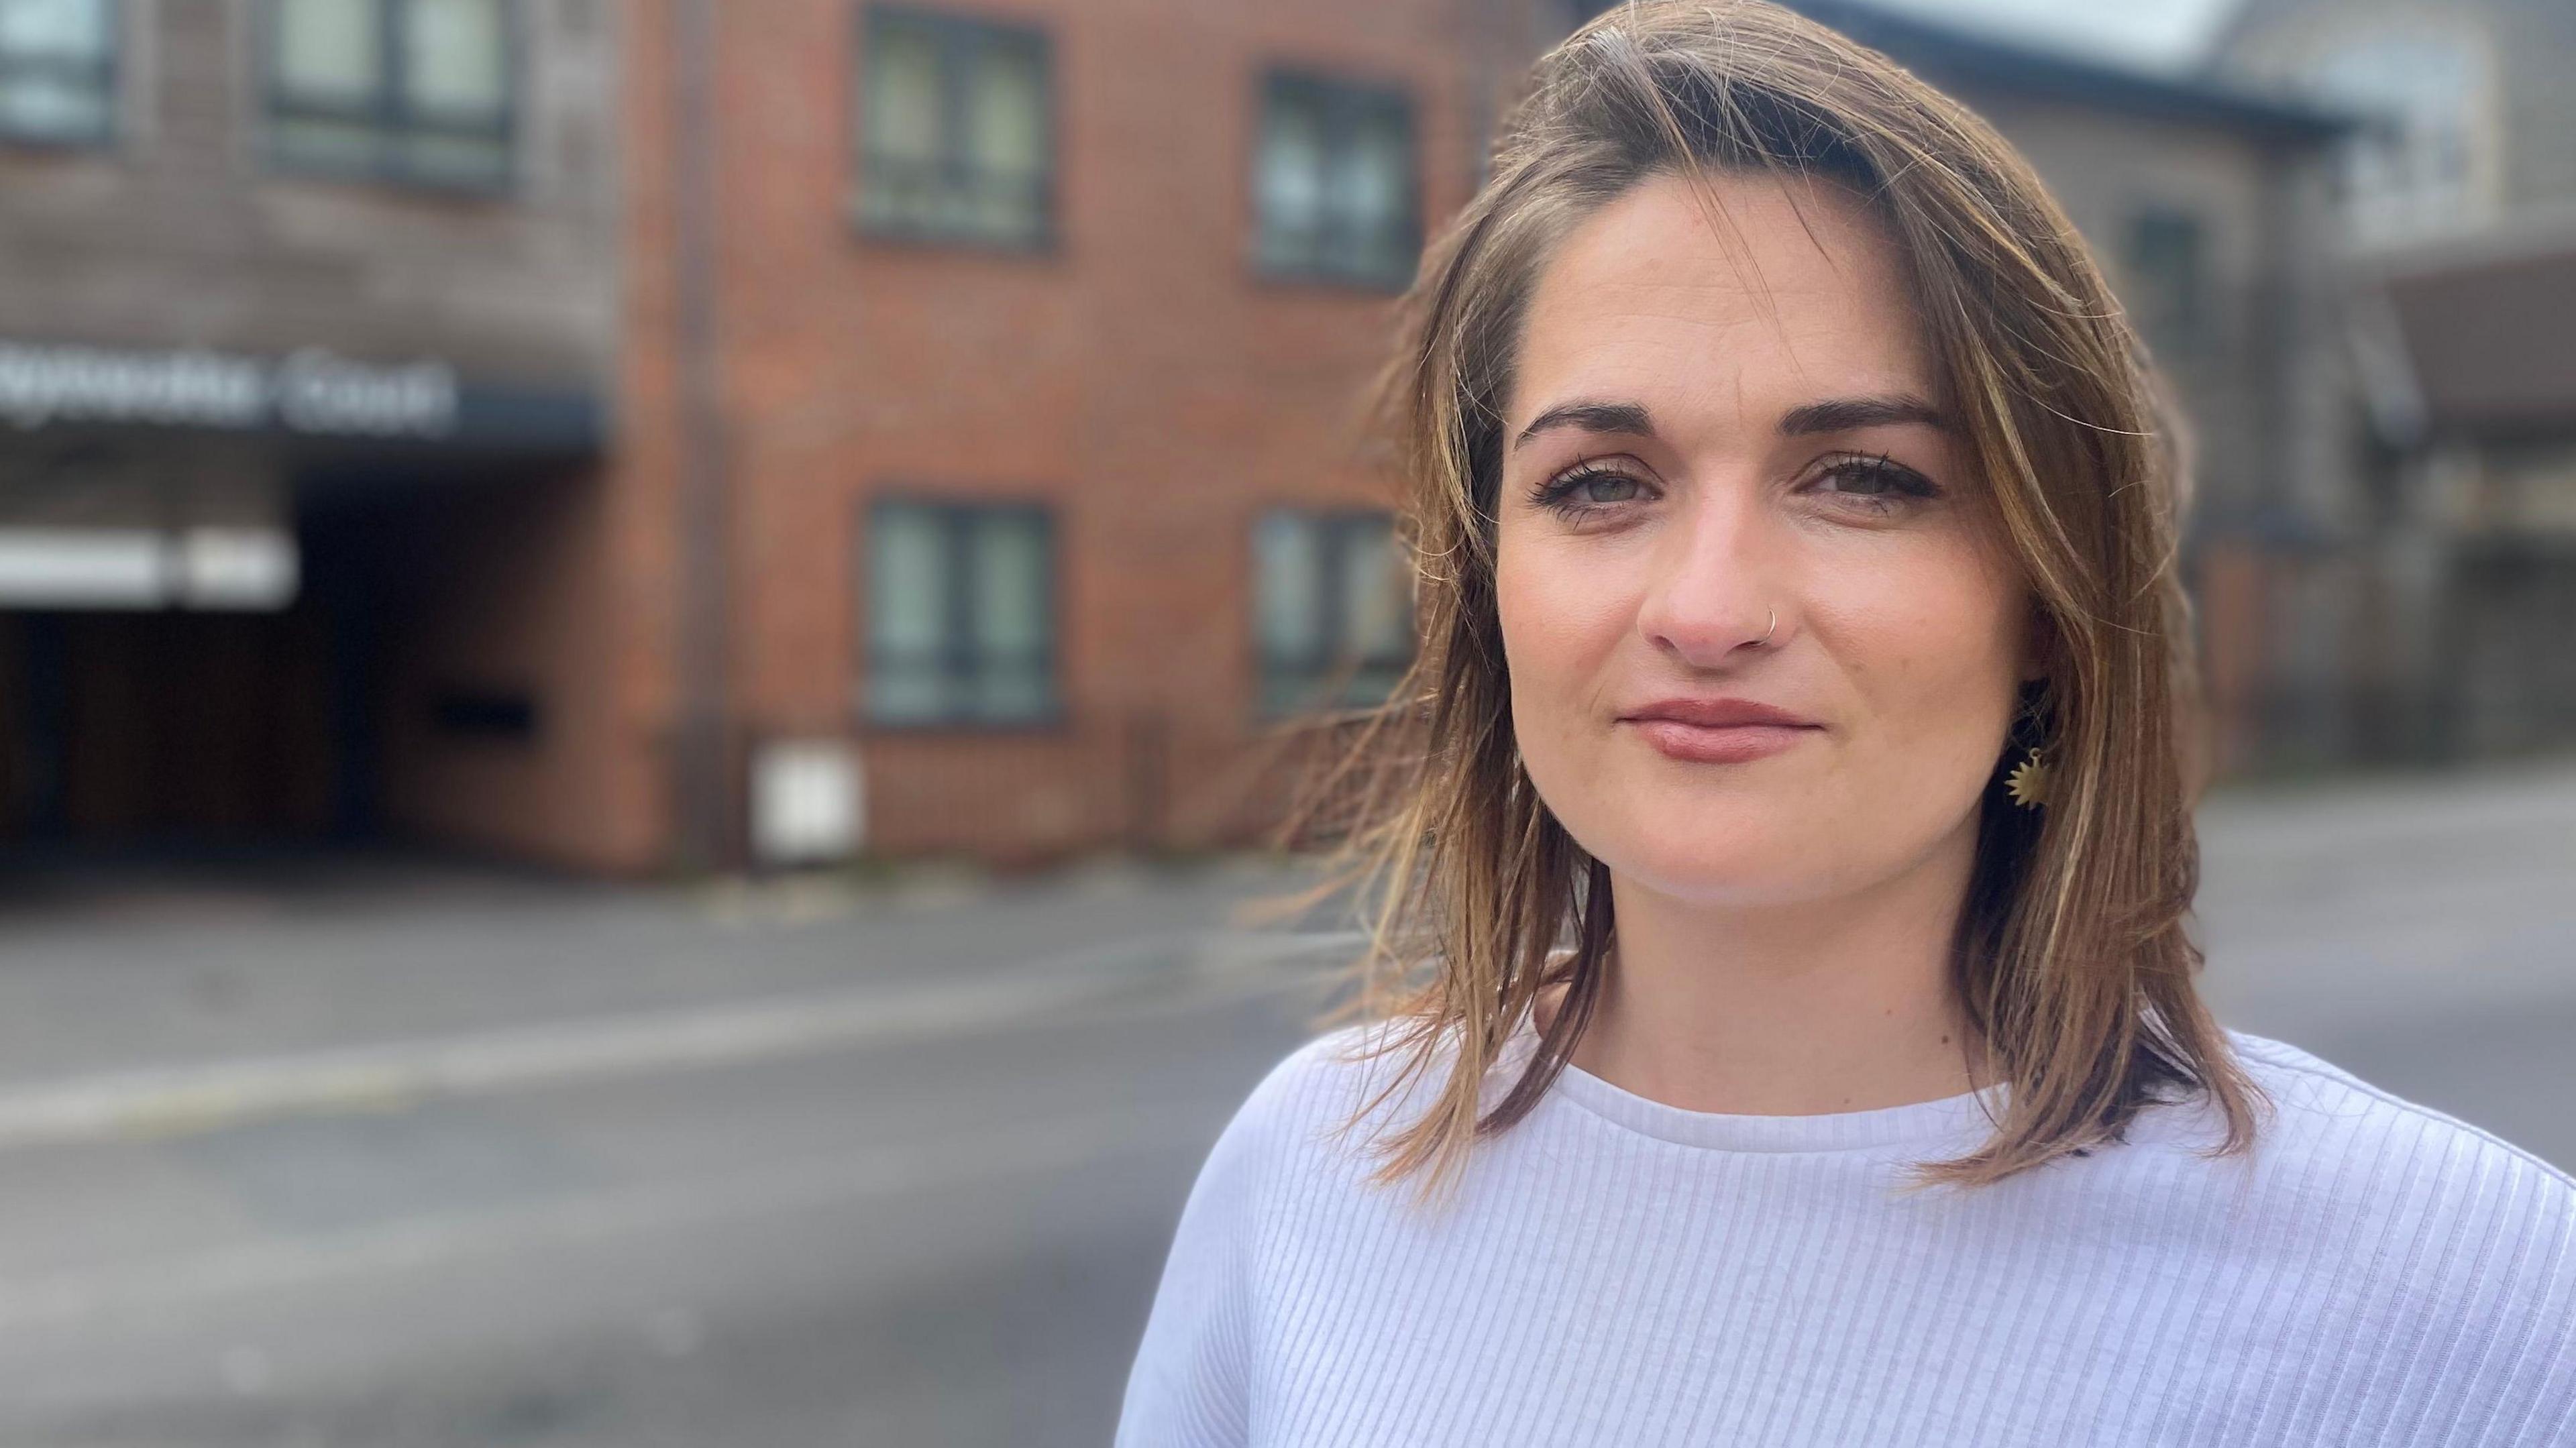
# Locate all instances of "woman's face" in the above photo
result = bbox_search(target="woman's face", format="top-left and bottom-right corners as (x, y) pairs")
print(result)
(1495, 170), (2035, 907)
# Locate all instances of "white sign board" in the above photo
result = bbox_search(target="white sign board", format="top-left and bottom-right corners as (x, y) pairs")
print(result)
(751, 739), (865, 867)
(0, 526), (301, 610)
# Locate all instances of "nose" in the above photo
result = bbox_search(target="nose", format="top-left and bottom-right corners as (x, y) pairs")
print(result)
(1633, 486), (1785, 667)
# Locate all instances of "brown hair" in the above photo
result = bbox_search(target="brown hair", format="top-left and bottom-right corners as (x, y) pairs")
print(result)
(1293, 0), (2265, 1201)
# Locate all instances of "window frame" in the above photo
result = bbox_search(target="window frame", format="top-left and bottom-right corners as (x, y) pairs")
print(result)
(258, 0), (521, 195)
(1250, 66), (1421, 292)
(1251, 506), (1414, 720)
(859, 495), (1065, 732)
(0, 0), (119, 150)
(2304, 26), (2498, 246)
(851, 3), (1059, 254)
(2123, 204), (2209, 361)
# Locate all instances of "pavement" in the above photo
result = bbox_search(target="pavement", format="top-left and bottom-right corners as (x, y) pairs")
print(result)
(0, 848), (1350, 1136)
(0, 757), (2563, 1445)
(0, 849), (1348, 1447)
(2194, 757), (2576, 1168)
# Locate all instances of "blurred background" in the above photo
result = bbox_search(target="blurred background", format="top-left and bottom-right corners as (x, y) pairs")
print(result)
(0, 0), (2568, 1442)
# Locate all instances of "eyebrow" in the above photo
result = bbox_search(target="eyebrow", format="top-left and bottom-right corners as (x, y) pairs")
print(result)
(1510, 393), (1953, 452)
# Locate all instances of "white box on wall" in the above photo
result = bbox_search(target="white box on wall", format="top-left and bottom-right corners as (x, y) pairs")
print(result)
(751, 739), (864, 866)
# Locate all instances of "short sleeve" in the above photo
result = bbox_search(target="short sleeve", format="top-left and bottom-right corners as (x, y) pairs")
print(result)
(1115, 1032), (1348, 1447)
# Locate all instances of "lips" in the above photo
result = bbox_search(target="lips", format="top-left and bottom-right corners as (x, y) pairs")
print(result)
(1618, 697), (1822, 764)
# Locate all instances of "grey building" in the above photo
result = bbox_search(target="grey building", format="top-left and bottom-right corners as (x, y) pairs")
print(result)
(2218, 0), (2576, 759)
(0, 0), (616, 846)
(1779, 3), (2361, 772)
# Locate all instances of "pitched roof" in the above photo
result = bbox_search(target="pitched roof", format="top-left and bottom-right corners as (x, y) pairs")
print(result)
(2373, 224), (2576, 437)
(1787, 1), (2353, 142)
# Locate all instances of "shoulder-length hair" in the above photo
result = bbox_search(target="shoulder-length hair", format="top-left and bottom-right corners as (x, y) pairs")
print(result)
(1296, 0), (2265, 1201)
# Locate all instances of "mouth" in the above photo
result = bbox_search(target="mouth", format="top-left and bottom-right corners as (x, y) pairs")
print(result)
(1617, 700), (1824, 765)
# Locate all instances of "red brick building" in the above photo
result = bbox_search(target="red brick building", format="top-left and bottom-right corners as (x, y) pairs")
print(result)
(634, 0), (1533, 867)
(0, 0), (1534, 872)
(0, 1), (2357, 875)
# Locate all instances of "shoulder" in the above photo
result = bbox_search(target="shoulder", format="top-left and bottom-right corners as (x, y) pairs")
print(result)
(1117, 1024), (1428, 1444)
(2222, 1027), (2576, 1209)
(1167, 1016), (1481, 1251)
(2206, 1029), (2576, 1341)
(1203, 1019), (1446, 1186)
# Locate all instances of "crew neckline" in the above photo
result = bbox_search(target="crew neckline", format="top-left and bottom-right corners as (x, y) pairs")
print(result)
(1505, 1011), (2009, 1154)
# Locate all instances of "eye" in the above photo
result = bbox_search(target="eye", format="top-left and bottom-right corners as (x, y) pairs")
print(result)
(1529, 461), (1652, 518)
(1807, 453), (1943, 513)
(1570, 471), (1640, 504)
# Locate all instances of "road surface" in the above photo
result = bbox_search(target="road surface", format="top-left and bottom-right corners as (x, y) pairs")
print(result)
(0, 760), (2566, 1445)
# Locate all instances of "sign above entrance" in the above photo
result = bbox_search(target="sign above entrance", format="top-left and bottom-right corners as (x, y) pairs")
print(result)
(0, 339), (594, 453)
(0, 339), (453, 439)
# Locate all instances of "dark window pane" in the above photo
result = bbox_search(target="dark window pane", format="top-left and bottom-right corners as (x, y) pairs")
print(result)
(857, 9), (1053, 249)
(1254, 508), (1411, 716)
(1256, 74), (1417, 287)
(867, 504), (954, 724)
(1256, 90), (1328, 273)
(2127, 208), (2205, 357)
(865, 501), (1058, 726)
(396, 127), (509, 186)
(965, 510), (1050, 721)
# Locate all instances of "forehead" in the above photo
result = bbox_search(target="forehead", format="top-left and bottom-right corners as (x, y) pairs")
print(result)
(1508, 170), (1934, 434)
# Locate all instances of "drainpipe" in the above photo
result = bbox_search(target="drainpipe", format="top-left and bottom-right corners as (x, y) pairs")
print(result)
(671, 0), (735, 871)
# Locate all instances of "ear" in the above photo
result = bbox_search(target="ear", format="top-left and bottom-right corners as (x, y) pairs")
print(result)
(2017, 599), (2055, 685)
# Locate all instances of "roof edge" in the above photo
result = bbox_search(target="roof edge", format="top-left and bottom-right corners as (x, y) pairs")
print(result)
(1784, 1), (2357, 142)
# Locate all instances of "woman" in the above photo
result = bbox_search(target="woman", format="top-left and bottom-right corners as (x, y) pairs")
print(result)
(1119, 4), (2576, 1444)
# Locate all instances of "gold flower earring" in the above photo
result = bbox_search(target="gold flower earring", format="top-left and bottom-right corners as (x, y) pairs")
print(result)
(2000, 682), (2053, 810)
(2004, 745), (2051, 810)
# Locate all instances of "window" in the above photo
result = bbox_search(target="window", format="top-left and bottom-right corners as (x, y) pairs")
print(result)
(856, 7), (1052, 249)
(865, 500), (1057, 726)
(429, 687), (539, 742)
(2306, 32), (2491, 245)
(0, 0), (113, 145)
(1253, 510), (1411, 716)
(265, 0), (513, 188)
(1256, 71), (1417, 288)
(1559, 0), (1617, 32)
(2125, 207), (2206, 359)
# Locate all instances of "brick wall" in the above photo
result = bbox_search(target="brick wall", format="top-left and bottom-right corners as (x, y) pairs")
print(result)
(642, 0), (1521, 862)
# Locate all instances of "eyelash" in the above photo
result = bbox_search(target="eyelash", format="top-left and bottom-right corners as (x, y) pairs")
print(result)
(1527, 453), (1943, 520)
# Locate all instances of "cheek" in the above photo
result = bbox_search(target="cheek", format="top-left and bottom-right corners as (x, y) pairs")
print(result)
(1819, 537), (2025, 762)
(1495, 533), (1631, 730)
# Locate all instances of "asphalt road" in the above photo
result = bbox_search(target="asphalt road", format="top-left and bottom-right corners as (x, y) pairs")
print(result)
(0, 759), (2566, 1446)
(0, 932), (1331, 1447)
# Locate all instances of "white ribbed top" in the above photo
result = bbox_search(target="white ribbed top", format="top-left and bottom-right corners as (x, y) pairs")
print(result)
(1116, 1016), (2576, 1446)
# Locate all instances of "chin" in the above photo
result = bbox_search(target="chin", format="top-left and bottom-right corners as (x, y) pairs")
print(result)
(1576, 810), (1846, 907)
(1614, 848), (1849, 907)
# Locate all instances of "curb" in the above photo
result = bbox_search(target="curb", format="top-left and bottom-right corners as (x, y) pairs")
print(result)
(0, 929), (1347, 1151)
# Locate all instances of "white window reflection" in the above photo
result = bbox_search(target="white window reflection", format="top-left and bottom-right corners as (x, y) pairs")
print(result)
(2308, 32), (2493, 245)
(268, 0), (512, 188)
(857, 9), (1053, 249)
(0, 0), (114, 144)
(1256, 74), (1417, 286)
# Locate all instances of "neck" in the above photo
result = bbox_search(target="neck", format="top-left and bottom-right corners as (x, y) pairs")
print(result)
(1550, 822), (1993, 1117)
